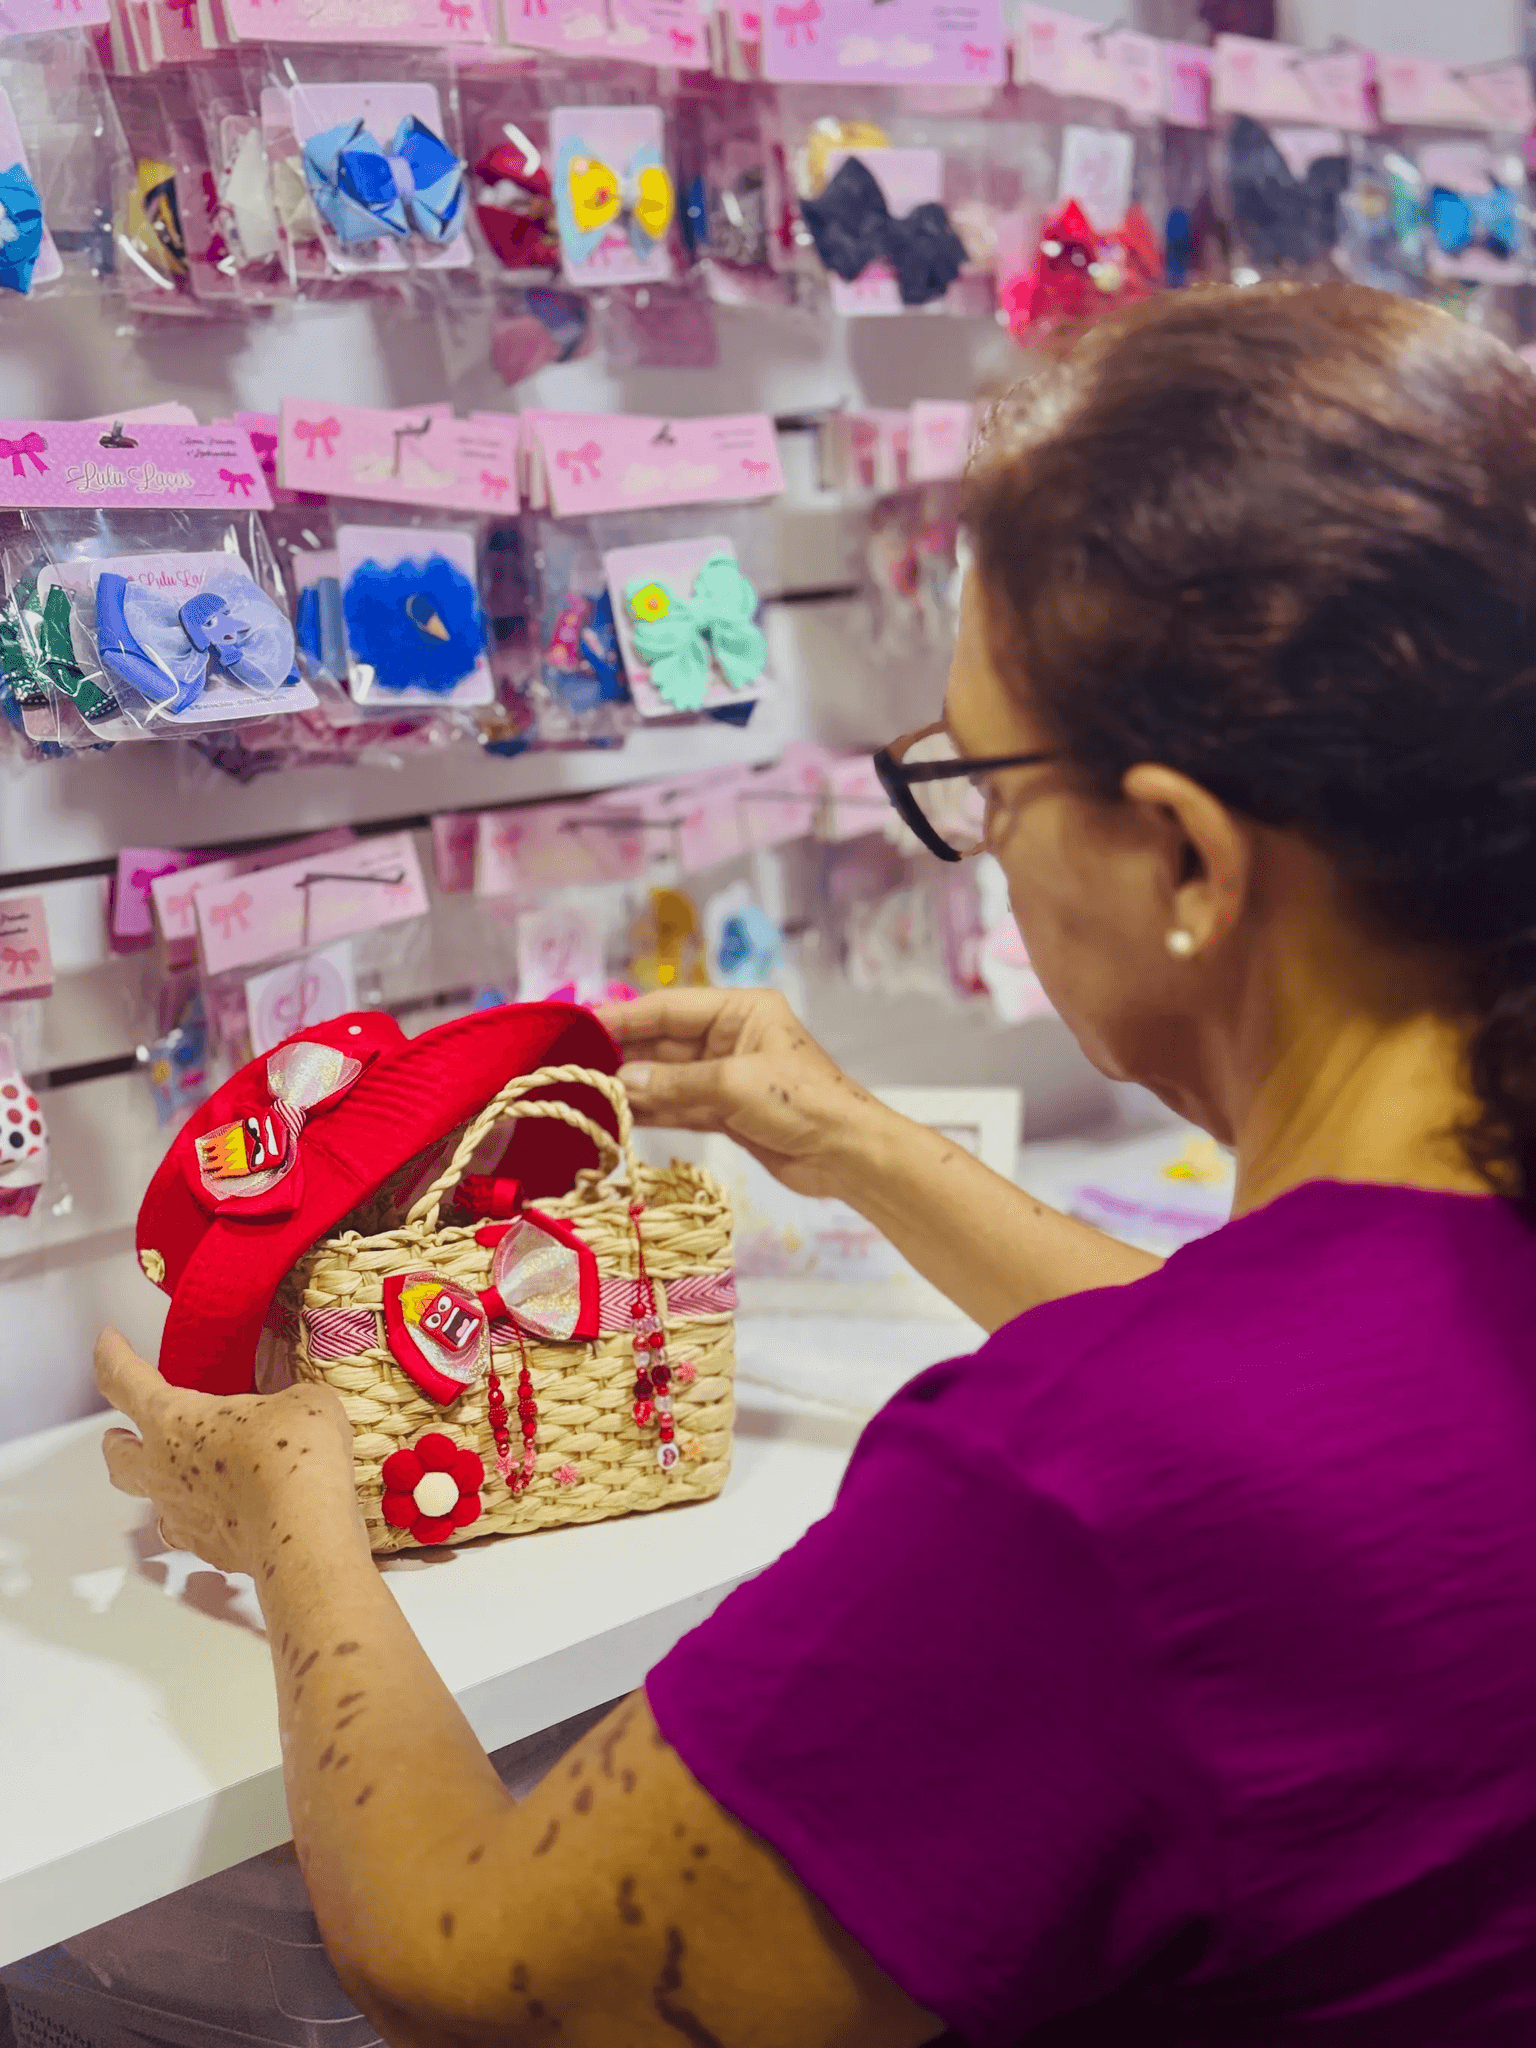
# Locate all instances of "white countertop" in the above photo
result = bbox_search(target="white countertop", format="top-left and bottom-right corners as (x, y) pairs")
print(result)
(0, 1315), (971, 1967)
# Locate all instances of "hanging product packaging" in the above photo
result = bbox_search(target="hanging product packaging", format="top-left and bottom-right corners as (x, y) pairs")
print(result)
(111, 75), (203, 317)
(459, 71), (560, 279)
(1208, 34), (1376, 281)
(260, 49), (470, 288)
(332, 506), (495, 714)
(548, 99), (677, 291)
(675, 81), (793, 307)
(0, 418), (317, 747)
(605, 527), (770, 720)
(136, 1006), (737, 1550)
(0, 33), (130, 301)
(189, 54), (299, 307)
(1001, 11), (1167, 338)
(527, 514), (632, 747)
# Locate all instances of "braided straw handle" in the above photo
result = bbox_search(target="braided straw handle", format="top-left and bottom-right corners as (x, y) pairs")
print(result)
(408, 1064), (638, 1233)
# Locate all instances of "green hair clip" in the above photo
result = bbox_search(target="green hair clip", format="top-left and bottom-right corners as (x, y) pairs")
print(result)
(624, 550), (767, 713)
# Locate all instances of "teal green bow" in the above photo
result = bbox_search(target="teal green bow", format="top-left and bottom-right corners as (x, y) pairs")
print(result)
(625, 552), (767, 713)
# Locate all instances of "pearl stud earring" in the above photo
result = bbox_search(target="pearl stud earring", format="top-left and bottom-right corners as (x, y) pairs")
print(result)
(1165, 928), (1196, 959)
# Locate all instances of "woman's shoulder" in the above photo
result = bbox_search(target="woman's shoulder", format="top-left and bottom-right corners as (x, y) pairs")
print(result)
(889, 1179), (1536, 1498)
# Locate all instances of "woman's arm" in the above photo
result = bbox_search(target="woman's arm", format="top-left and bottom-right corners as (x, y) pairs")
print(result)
(600, 990), (1159, 1332)
(96, 1335), (937, 2048)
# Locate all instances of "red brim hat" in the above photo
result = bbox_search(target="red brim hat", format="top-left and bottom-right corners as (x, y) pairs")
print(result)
(138, 1002), (620, 1397)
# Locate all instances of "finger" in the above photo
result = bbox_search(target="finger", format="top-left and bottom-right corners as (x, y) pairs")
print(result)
(102, 1426), (154, 1499)
(94, 1327), (165, 1425)
(598, 989), (730, 1051)
(618, 1057), (745, 1130)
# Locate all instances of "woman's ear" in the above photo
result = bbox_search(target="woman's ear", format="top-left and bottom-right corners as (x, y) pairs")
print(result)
(1120, 764), (1252, 959)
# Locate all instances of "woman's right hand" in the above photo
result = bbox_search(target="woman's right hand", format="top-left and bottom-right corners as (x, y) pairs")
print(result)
(596, 989), (885, 1199)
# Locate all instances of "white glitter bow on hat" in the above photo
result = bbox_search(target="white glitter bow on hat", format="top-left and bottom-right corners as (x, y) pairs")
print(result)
(194, 1040), (362, 1205)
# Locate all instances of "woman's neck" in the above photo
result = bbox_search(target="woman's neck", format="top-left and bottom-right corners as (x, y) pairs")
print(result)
(1231, 1005), (1491, 1218)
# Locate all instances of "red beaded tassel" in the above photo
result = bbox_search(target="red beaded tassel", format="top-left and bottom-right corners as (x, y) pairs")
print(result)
(488, 1328), (538, 1494)
(629, 1201), (679, 1471)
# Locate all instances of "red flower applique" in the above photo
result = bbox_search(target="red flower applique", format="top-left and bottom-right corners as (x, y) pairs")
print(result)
(380, 1432), (485, 1545)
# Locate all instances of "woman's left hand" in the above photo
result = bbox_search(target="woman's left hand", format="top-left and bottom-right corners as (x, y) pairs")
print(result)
(95, 1328), (359, 1576)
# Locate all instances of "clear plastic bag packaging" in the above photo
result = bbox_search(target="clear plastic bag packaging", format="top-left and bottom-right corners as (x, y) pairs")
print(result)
(187, 54), (296, 307)
(458, 66), (560, 281)
(111, 74), (206, 317)
(262, 47), (471, 291)
(323, 498), (495, 722)
(675, 81), (793, 308)
(0, 33), (129, 301)
(15, 500), (317, 744)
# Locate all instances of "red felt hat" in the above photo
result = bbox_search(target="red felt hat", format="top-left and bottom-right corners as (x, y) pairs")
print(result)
(138, 1002), (620, 1397)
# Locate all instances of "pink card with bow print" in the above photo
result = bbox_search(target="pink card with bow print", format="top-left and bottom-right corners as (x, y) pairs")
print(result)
(245, 940), (358, 1054)
(763, 0), (1004, 86)
(225, 0), (489, 44)
(0, 897), (50, 1001)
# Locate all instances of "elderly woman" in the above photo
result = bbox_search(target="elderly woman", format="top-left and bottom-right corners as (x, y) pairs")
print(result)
(99, 283), (1536, 2044)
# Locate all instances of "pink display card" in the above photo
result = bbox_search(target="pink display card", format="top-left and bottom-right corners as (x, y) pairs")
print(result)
(764, 0), (1005, 88)
(0, 421), (273, 509)
(0, 896), (51, 1000)
(195, 830), (428, 976)
(278, 400), (519, 513)
(523, 410), (782, 516)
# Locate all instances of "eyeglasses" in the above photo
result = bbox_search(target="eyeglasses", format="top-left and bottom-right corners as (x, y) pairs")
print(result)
(872, 721), (1056, 862)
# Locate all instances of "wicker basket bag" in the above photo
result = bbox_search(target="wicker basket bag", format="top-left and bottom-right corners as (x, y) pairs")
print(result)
(286, 1064), (735, 1553)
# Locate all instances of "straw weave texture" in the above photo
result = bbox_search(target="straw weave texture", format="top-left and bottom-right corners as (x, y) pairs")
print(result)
(282, 1065), (734, 1553)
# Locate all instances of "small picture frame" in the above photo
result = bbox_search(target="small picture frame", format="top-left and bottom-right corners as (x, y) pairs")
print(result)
(696, 1084), (1022, 1318)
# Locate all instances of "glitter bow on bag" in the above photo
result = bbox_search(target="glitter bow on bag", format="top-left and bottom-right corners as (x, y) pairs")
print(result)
(625, 552), (767, 713)
(553, 134), (674, 265)
(303, 114), (466, 246)
(799, 154), (967, 308)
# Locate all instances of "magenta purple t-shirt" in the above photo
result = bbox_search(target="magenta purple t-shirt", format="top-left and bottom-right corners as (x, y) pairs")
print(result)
(647, 1181), (1536, 2044)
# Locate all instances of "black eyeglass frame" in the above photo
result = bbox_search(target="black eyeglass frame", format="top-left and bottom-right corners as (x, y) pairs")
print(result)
(872, 725), (1057, 863)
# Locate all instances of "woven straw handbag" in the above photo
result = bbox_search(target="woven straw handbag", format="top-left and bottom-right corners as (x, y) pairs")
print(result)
(283, 1064), (735, 1553)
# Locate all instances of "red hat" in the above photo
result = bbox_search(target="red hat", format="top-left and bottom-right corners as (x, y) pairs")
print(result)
(137, 1002), (620, 1397)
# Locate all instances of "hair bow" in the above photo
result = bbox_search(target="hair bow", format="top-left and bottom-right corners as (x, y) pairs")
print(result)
(1429, 182), (1519, 262)
(192, 1041), (364, 1214)
(0, 1034), (45, 1219)
(303, 115), (466, 247)
(625, 553), (766, 713)
(684, 169), (769, 270)
(0, 161), (44, 297)
(485, 1209), (601, 1345)
(342, 553), (486, 696)
(799, 155), (967, 308)
(474, 129), (558, 271)
(1001, 198), (1162, 336)
(95, 565), (298, 717)
(554, 135), (674, 267)
(1228, 114), (1348, 271)
(124, 157), (186, 284)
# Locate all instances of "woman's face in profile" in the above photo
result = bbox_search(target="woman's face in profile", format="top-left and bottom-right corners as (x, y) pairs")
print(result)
(945, 573), (1206, 1103)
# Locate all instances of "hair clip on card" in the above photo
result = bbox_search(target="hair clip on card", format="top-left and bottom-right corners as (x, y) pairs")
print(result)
(0, 160), (44, 296)
(342, 553), (486, 696)
(800, 156), (966, 309)
(95, 567), (297, 717)
(304, 115), (465, 246)
(554, 134), (673, 266)
(625, 553), (765, 714)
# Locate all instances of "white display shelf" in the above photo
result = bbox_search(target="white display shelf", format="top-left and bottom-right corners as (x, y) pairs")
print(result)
(0, 1318), (962, 1966)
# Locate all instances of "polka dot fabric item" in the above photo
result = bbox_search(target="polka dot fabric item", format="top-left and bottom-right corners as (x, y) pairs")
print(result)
(0, 1034), (45, 1218)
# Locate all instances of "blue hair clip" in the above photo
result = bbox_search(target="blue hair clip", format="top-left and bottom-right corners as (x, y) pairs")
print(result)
(0, 161), (43, 296)
(96, 567), (297, 716)
(303, 115), (465, 246)
(1429, 182), (1519, 262)
(295, 574), (346, 681)
(342, 553), (486, 695)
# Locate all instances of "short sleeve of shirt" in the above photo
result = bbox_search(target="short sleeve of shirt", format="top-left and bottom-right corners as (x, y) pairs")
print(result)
(646, 1353), (1219, 2046)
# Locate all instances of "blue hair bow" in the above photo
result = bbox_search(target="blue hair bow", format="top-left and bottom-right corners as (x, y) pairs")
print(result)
(303, 115), (465, 247)
(1429, 182), (1519, 262)
(0, 161), (45, 296)
(342, 553), (485, 695)
(96, 567), (297, 717)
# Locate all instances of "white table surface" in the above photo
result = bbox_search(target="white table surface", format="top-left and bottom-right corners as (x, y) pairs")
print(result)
(0, 1315), (971, 1967)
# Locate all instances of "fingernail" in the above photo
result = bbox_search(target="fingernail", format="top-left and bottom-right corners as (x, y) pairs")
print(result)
(619, 1062), (652, 1096)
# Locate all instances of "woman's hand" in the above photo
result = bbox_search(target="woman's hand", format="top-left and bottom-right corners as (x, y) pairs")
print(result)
(95, 1329), (360, 1576)
(598, 988), (888, 1199)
